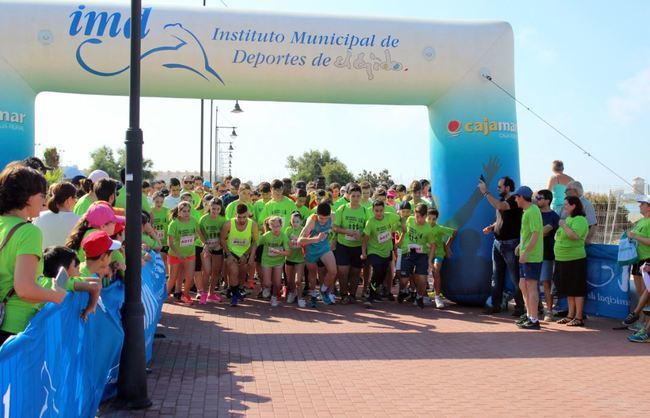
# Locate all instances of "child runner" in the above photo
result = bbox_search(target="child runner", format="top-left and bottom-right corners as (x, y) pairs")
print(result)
(361, 200), (400, 308)
(426, 208), (457, 308)
(258, 179), (297, 229)
(259, 216), (290, 307)
(65, 201), (124, 262)
(167, 201), (200, 304)
(298, 202), (338, 308)
(397, 203), (436, 309)
(199, 198), (226, 304)
(333, 184), (368, 304)
(221, 203), (259, 306)
(151, 191), (170, 265)
(285, 211), (307, 307)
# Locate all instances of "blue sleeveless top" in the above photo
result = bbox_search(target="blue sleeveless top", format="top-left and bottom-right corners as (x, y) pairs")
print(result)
(551, 183), (567, 214)
(305, 215), (332, 258)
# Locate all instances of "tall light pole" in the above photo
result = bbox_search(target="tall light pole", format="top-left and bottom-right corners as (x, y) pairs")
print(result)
(117, 0), (151, 409)
(213, 102), (243, 181)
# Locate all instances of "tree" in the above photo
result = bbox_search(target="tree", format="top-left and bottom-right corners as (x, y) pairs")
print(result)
(89, 146), (120, 179)
(286, 150), (354, 185)
(89, 146), (156, 181)
(43, 147), (60, 170)
(356, 169), (394, 188)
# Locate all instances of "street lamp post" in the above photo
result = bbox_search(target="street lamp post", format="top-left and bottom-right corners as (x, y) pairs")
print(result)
(213, 104), (240, 181)
(116, 0), (152, 409)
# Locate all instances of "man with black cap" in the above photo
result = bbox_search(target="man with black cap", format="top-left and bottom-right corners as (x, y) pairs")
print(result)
(479, 176), (525, 316)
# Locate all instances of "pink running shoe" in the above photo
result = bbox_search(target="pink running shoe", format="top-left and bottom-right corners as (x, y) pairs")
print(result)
(199, 292), (208, 305)
(207, 293), (223, 303)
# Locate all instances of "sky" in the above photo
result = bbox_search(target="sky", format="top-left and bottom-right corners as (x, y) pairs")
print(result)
(35, 0), (650, 192)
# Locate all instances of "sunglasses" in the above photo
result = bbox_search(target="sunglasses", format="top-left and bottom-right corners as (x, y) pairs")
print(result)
(535, 196), (545, 201)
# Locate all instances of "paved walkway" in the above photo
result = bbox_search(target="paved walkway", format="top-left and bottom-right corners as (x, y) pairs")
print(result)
(101, 296), (647, 417)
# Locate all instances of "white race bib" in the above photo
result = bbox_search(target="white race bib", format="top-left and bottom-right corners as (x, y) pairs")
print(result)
(408, 243), (423, 253)
(377, 231), (391, 244)
(206, 239), (220, 248)
(180, 235), (195, 247)
(268, 246), (283, 256)
(232, 238), (248, 247)
(155, 230), (164, 240)
(345, 233), (358, 242)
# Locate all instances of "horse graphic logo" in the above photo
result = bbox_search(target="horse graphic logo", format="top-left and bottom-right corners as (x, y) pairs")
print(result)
(75, 22), (225, 84)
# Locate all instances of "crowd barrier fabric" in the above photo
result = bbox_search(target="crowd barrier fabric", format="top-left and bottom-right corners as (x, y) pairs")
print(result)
(0, 252), (166, 417)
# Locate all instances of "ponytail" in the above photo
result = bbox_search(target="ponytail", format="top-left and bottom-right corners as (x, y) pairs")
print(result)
(65, 218), (92, 250)
(47, 182), (77, 214)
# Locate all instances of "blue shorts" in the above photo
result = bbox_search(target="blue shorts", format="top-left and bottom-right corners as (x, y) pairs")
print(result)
(400, 252), (429, 277)
(519, 262), (542, 280)
(540, 260), (554, 282)
(433, 256), (444, 264)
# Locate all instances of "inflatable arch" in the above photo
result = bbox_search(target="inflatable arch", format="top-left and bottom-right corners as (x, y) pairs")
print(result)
(0, 1), (519, 305)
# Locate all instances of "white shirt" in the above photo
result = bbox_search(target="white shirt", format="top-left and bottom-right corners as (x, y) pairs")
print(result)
(163, 195), (181, 209)
(33, 210), (80, 249)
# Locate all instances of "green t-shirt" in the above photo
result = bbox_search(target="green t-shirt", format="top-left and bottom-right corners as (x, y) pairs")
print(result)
(361, 200), (372, 210)
(73, 194), (94, 216)
(400, 216), (435, 254)
(259, 197), (297, 229)
(225, 199), (254, 220)
(142, 234), (157, 250)
(632, 217), (650, 260)
(520, 204), (544, 263)
(333, 197), (349, 211)
(181, 189), (201, 208)
(363, 213), (399, 258)
(0, 216), (45, 334)
(554, 216), (588, 261)
(259, 230), (289, 267)
(384, 205), (397, 215)
(430, 224), (455, 258)
(190, 208), (204, 245)
(334, 204), (368, 247)
(200, 214), (226, 249)
(151, 207), (170, 243)
(284, 225), (305, 263)
(253, 199), (270, 224)
(114, 190), (151, 213)
(167, 218), (199, 258)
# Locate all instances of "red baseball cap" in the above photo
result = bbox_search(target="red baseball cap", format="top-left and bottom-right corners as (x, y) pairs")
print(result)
(85, 201), (125, 228)
(112, 222), (125, 236)
(81, 231), (122, 258)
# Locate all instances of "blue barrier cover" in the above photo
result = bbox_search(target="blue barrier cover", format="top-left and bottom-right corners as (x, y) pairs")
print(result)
(584, 244), (629, 319)
(0, 252), (165, 417)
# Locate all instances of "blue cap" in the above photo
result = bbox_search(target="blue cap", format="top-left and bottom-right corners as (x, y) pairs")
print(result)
(203, 180), (212, 188)
(514, 186), (533, 200)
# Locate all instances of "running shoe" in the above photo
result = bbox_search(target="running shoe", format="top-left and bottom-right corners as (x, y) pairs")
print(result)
(286, 292), (296, 304)
(297, 298), (307, 308)
(271, 296), (279, 307)
(309, 295), (318, 308)
(340, 295), (351, 305)
(181, 293), (194, 305)
(434, 295), (445, 309)
(519, 319), (541, 330)
(262, 288), (271, 299)
(230, 293), (238, 307)
(543, 310), (554, 322)
(416, 296), (424, 309)
(207, 293), (223, 303)
(238, 287), (248, 299)
(320, 291), (335, 305)
(397, 291), (409, 304)
(628, 328), (649, 343)
(199, 292), (208, 305)
(515, 313), (528, 326)
(173, 292), (182, 301)
(622, 312), (640, 326)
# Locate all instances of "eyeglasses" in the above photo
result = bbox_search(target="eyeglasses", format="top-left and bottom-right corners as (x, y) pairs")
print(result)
(183, 181), (192, 185)
(535, 196), (545, 201)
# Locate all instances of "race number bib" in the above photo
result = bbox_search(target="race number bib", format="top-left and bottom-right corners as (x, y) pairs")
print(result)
(377, 231), (391, 244)
(408, 243), (423, 253)
(268, 246), (283, 256)
(155, 229), (164, 240)
(180, 235), (195, 247)
(206, 239), (220, 249)
(232, 238), (248, 247)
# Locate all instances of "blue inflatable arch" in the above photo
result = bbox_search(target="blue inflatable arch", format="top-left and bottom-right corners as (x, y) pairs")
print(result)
(0, 1), (519, 304)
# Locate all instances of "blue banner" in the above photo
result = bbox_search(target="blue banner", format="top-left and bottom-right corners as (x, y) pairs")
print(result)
(0, 252), (166, 417)
(584, 244), (629, 319)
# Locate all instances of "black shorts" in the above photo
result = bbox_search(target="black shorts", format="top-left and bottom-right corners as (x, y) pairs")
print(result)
(160, 246), (169, 254)
(554, 258), (587, 297)
(286, 259), (303, 266)
(334, 243), (363, 268)
(194, 246), (203, 272)
(631, 258), (650, 276)
(254, 245), (264, 263)
(209, 248), (223, 256)
(400, 252), (429, 277)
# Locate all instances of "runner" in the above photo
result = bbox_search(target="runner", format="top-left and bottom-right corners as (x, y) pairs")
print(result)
(198, 198), (226, 304)
(285, 211), (307, 307)
(150, 191), (170, 265)
(163, 178), (182, 209)
(361, 200), (400, 307)
(253, 182), (272, 224)
(167, 201), (200, 304)
(259, 179), (297, 228)
(426, 208), (457, 308)
(224, 183), (254, 220)
(294, 189), (311, 223)
(259, 216), (290, 307)
(221, 203), (259, 306)
(397, 203), (436, 309)
(333, 184), (368, 304)
(298, 202), (338, 308)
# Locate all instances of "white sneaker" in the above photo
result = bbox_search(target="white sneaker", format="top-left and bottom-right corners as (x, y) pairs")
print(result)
(435, 295), (445, 309)
(262, 288), (271, 299)
(297, 298), (306, 308)
(286, 292), (296, 304)
(270, 296), (278, 307)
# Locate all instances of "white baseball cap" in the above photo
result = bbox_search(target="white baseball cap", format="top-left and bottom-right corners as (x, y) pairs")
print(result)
(637, 195), (650, 205)
(88, 169), (109, 183)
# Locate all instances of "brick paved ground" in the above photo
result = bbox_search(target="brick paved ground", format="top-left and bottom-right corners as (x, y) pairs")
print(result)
(100, 295), (648, 418)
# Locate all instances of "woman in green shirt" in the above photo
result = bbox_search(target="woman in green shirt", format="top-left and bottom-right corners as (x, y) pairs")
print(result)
(553, 196), (589, 327)
(623, 195), (650, 334)
(198, 198), (226, 304)
(0, 165), (67, 345)
(285, 211), (307, 307)
(259, 216), (290, 307)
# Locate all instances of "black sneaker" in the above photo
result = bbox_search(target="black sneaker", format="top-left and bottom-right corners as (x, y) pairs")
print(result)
(397, 291), (409, 304)
(482, 306), (501, 315)
(238, 287), (247, 300)
(173, 292), (182, 301)
(623, 312), (640, 326)
(515, 314), (528, 326)
(416, 296), (424, 310)
(519, 319), (541, 330)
